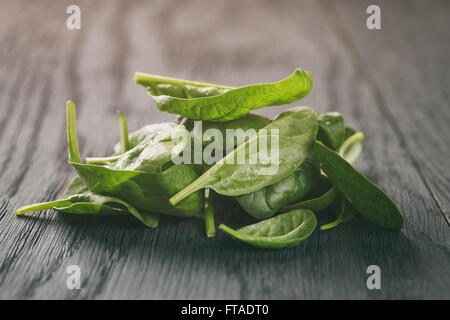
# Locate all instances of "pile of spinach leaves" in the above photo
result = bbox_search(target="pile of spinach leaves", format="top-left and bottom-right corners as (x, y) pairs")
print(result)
(17, 68), (404, 249)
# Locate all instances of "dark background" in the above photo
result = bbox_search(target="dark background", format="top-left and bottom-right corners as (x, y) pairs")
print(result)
(0, 0), (449, 299)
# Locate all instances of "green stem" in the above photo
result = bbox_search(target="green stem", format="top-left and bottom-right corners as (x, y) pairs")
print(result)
(204, 189), (216, 238)
(320, 220), (342, 231)
(66, 101), (82, 164)
(280, 185), (338, 212)
(320, 195), (352, 231)
(338, 132), (364, 164)
(169, 172), (212, 206)
(169, 184), (202, 206)
(218, 224), (235, 235)
(85, 155), (121, 165)
(117, 110), (130, 153)
(16, 200), (73, 215)
(134, 72), (234, 90)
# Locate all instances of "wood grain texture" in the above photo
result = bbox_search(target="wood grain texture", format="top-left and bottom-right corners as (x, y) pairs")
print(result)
(0, 0), (449, 299)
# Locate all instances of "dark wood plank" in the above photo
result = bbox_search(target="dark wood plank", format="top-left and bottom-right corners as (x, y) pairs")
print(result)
(0, 0), (448, 299)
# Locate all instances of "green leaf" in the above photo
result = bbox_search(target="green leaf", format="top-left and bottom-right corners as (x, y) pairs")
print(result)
(16, 177), (159, 228)
(316, 112), (345, 150)
(66, 101), (203, 218)
(86, 122), (189, 169)
(235, 158), (320, 219)
(135, 72), (233, 98)
(219, 209), (317, 249)
(108, 124), (188, 172)
(312, 141), (404, 230)
(71, 163), (203, 217)
(169, 106), (318, 204)
(135, 69), (313, 121)
(279, 183), (338, 213)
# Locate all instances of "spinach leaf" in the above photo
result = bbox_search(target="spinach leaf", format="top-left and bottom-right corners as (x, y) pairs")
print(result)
(66, 101), (203, 217)
(235, 158), (320, 219)
(204, 188), (215, 238)
(169, 106), (318, 204)
(86, 122), (189, 168)
(219, 209), (317, 249)
(72, 164), (203, 217)
(108, 124), (188, 172)
(16, 177), (160, 228)
(319, 195), (356, 231)
(135, 72), (233, 98)
(280, 184), (338, 212)
(316, 112), (345, 150)
(312, 141), (404, 229)
(135, 69), (313, 121)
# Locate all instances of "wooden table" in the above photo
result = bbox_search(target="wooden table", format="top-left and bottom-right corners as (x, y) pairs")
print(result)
(0, 0), (449, 299)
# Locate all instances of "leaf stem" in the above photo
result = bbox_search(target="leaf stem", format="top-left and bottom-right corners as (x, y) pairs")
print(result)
(204, 189), (215, 238)
(338, 132), (364, 164)
(320, 220), (341, 231)
(16, 200), (72, 215)
(170, 184), (202, 206)
(134, 72), (234, 90)
(169, 171), (212, 206)
(66, 101), (82, 164)
(218, 224), (234, 235)
(85, 155), (121, 165)
(117, 110), (130, 153)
